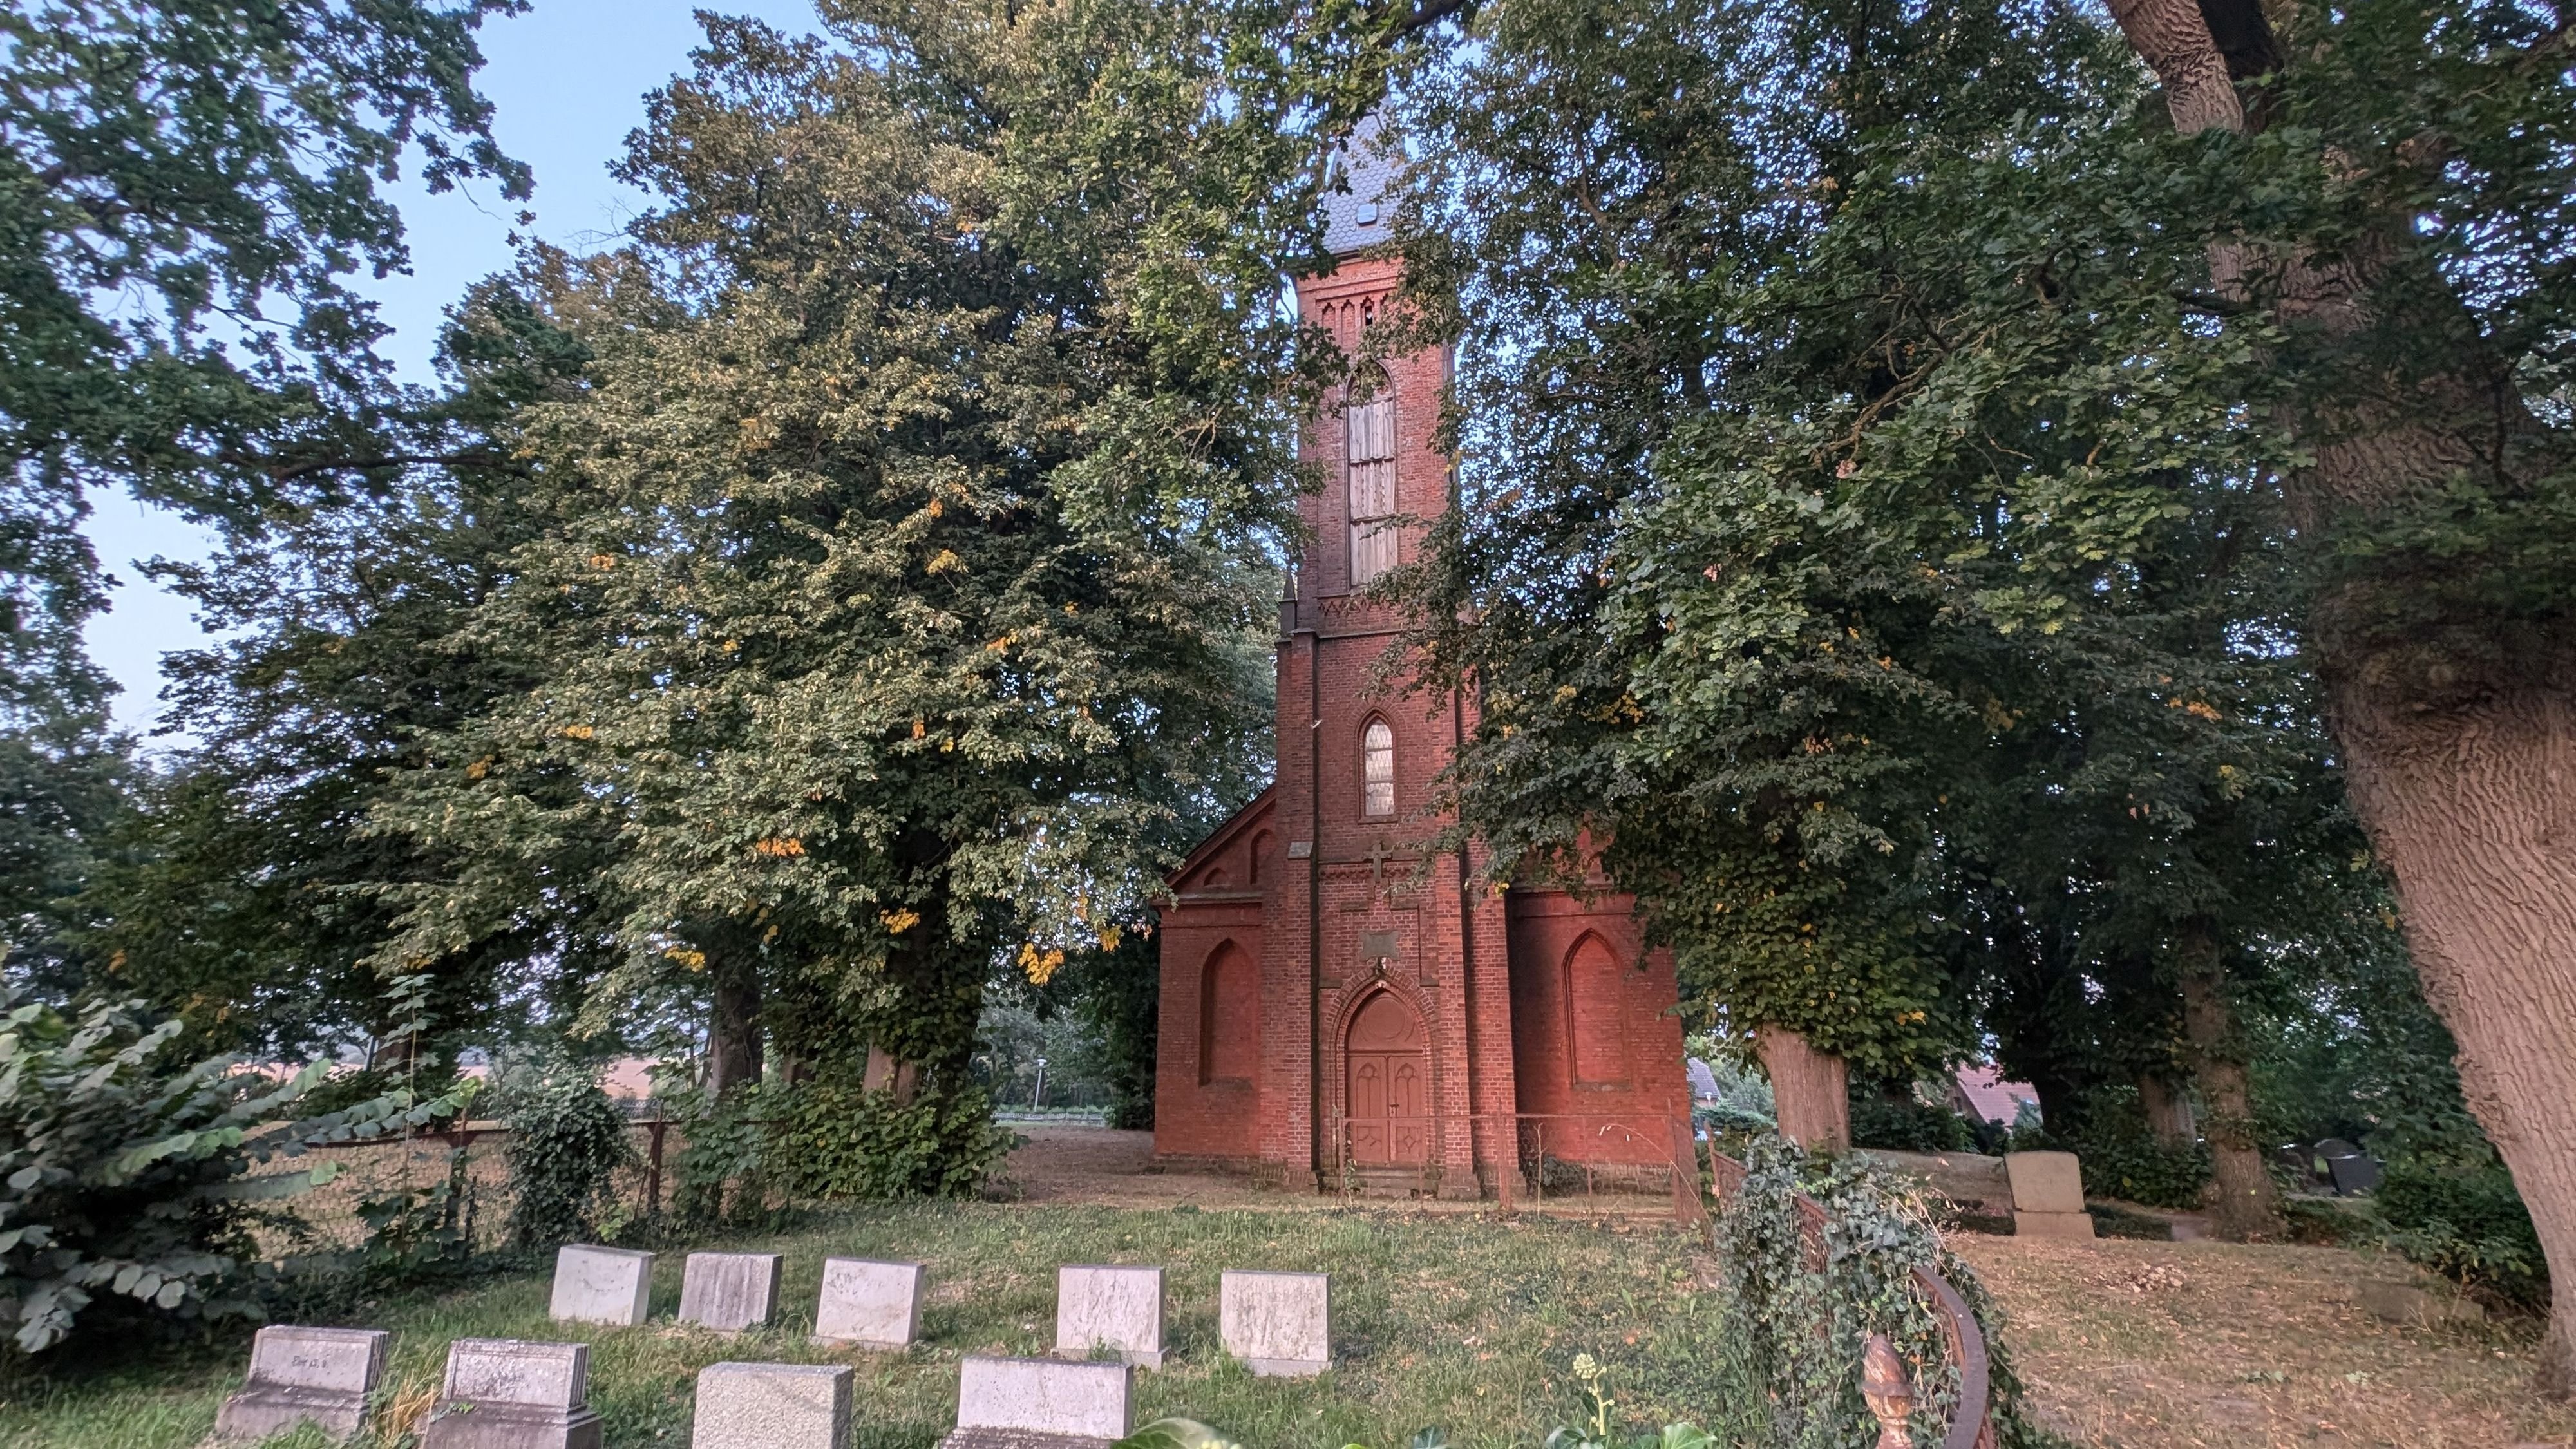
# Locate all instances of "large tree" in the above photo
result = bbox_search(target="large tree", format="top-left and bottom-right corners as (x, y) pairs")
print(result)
(368, 0), (1304, 1150)
(2090, 0), (2576, 1388)
(73, 270), (615, 1063)
(0, 0), (527, 999)
(1380, 0), (2576, 1375)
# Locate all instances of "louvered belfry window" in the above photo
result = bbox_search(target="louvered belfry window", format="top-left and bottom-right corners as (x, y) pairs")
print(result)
(1347, 393), (1398, 586)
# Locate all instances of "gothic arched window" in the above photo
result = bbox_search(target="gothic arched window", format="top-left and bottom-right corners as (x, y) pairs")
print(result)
(1361, 718), (1396, 818)
(1347, 392), (1397, 585)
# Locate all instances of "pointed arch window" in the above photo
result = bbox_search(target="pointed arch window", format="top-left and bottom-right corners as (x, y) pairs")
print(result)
(1361, 718), (1396, 819)
(1347, 393), (1397, 585)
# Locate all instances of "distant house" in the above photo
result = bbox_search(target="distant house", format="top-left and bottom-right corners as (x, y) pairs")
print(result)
(1687, 1058), (1721, 1101)
(1949, 1065), (2041, 1130)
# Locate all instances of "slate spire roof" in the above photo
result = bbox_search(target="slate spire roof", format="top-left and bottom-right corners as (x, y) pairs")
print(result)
(1318, 111), (1400, 258)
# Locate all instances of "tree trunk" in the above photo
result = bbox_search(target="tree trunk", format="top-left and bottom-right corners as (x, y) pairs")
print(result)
(2138, 1071), (2197, 1147)
(1757, 1025), (1851, 1152)
(2103, 0), (2576, 1389)
(2334, 688), (2576, 1392)
(2177, 931), (2278, 1238)
(708, 953), (764, 1099)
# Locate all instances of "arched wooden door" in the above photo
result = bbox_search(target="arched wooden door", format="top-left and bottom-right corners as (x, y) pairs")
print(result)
(1344, 991), (1429, 1166)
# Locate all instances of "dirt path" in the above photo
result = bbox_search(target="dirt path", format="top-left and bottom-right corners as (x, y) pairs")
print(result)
(995, 1123), (1681, 1217)
(1956, 1234), (2576, 1448)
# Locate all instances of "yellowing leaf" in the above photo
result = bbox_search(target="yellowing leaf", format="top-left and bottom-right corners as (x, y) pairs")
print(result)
(882, 908), (920, 934)
(560, 724), (595, 741)
(1018, 942), (1067, 985)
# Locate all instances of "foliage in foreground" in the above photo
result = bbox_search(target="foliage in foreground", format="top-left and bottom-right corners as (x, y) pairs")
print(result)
(497, 1055), (636, 1251)
(1719, 1136), (2045, 1448)
(664, 1077), (1016, 1222)
(0, 990), (469, 1354)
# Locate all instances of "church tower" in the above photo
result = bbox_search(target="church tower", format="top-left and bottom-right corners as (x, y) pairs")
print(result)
(1150, 123), (1689, 1197)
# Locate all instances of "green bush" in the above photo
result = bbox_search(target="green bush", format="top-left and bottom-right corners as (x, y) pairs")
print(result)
(497, 1056), (636, 1249)
(2067, 1132), (2211, 1211)
(2374, 1157), (2547, 1312)
(764, 1081), (1014, 1201)
(663, 1076), (1014, 1220)
(0, 990), (468, 1353)
(1846, 1088), (1976, 1153)
(2011, 1094), (2214, 1211)
(1718, 1135), (2048, 1448)
(355, 1144), (478, 1286)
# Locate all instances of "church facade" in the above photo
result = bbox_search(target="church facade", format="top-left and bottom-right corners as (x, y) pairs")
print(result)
(1148, 140), (1689, 1197)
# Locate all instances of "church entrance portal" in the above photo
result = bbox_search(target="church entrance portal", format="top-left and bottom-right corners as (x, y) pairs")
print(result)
(1344, 990), (1430, 1166)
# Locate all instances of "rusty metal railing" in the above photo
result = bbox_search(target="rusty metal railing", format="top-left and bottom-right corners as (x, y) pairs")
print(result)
(1707, 1151), (1996, 1449)
(1323, 1110), (1707, 1224)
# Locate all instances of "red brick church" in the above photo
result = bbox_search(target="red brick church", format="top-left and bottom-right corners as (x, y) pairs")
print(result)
(1150, 129), (1689, 1197)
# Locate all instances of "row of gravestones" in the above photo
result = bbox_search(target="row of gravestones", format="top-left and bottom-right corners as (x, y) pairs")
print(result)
(213, 1246), (1334, 1449)
(545, 1246), (1329, 1372)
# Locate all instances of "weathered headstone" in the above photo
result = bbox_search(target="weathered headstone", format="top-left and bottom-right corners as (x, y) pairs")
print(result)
(694, 1361), (853, 1449)
(813, 1257), (926, 1349)
(1218, 1269), (1331, 1376)
(2325, 1150), (2383, 1197)
(213, 1325), (388, 1443)
(421, 1338), (602, 1449)
(943, 1355), (1132, 1449)
(2358, 1278), (2485, 1326)
(1056, 1265), (1165, 1368)
(679, 1251), (782, 1333)
(549, 1245), (654, 1327)
(2003, 1150), (2096, 1240)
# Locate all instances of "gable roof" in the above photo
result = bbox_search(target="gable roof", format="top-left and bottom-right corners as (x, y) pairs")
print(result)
(1165, 785), (1278, 893)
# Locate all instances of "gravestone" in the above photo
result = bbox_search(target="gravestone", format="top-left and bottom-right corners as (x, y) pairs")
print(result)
(943, 1355), (1132, 1449)
(2324, 1150), (2383, 1196)
(680, 1251), (782, 1333)
(2003, 1150), (2096, 1240)
(549, 1245), (654, 1327)
(1057, 1265), (1165, 1368)
(1218, 1270), (1331, 1376)
(694, 1361), (853, 1449)
(421, 1338), (602, 1449)
(213, 1325), (388, 1443)
(814, 1258), (926, 1349)
(2358, 1278), (2485, 1326)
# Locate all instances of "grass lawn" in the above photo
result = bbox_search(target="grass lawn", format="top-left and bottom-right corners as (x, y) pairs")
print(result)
(0, 1204), (1747, 1449)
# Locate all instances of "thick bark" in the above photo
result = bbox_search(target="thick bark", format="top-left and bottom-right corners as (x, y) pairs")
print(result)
(2177, 935), (2279, 1238)
(2334, 686), (2576, 1392)
(2107, 0), (2576, 1388)
(1757, 1025), (1852, 1151)
(2138, 1072), (2198, 1147)
(708, 954), (765, 1099)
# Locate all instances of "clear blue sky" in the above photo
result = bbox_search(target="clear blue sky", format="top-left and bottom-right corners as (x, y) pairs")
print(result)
(84, 0), (819, 739)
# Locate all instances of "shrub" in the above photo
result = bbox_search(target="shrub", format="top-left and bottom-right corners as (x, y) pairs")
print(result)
(2066, 1132), (2211, 1211)
(664, 1075), (1014, 1221)
(355, 1143), (478, 1285)
(1718, 1135), (2048, 1448)
(764, 1081), (1015, 1201)
(497, 1056), (635, 1249)
(1846, 1087), (1976, 1153)
(0, 990), (468, 1353)
(2374, 1156), (2548, 1312)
